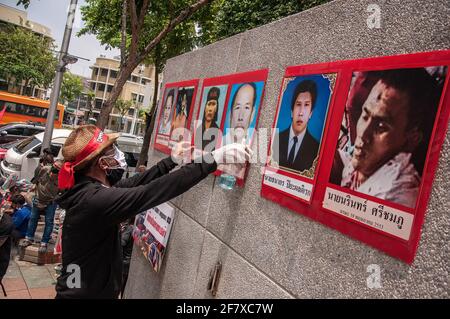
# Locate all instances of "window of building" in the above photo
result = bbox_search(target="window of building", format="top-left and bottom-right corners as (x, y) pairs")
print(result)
(67, 100), (78, 109)
(93, 68), (98, 76)
(98, 83), (106, 91)
(101, 68), (108, 77)
(110, 70), (118, 78)
(141, 78), (147, 85)
(91, 82), (96, 90)
(107, 85), (113, 92)
(95, 99), (103, 109)
(128, 108), (135, 116)
(131, 75), (138, 83)
(131, 93), (137, 102)
(138, 95), (144, 103)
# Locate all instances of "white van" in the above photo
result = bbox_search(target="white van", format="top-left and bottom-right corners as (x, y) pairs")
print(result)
(0, 129), (72, 181)
(116, 134), (144, 177)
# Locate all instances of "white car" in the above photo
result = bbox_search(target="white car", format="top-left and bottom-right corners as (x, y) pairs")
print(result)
(0, 129), (72, 181)
(0, 129), (144, 181)
(116, 134), (144, 177)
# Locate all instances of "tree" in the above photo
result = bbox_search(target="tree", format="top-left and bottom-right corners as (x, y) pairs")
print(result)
(0, 26), (57, 96)
(84, 90), (96, 122)
(78, 0), (213, 130)
(16, 0), (31, 8)
(79, 0), (214, 165)
(60, 72), (84, 105)
(198, 0), (331, 44)
(77, 0), (330, 165)
(114, 99), (133, 131)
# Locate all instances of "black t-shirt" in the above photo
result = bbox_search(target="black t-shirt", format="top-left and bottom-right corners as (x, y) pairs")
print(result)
(54, 156), (216, 299)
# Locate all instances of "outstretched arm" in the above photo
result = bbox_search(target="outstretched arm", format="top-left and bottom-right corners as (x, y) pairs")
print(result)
(114, 157), (177, 188)
(89, 159), (217, 225)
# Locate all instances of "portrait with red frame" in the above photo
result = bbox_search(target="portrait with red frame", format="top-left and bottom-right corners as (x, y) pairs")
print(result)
(193, 69), (269, 187)
(262, 71), (337, 204)
(154, 79), (199, 154)
(261, 50), (450, 263)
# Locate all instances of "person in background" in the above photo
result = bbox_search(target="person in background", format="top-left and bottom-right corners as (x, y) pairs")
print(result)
(0, 211), (13, 297)
(10, 194), (31, 240)
(20, 160), (62, 253)
(0, 185), (21, 215)
(120, 218), (134, 298)
(31, 151), (54, 184)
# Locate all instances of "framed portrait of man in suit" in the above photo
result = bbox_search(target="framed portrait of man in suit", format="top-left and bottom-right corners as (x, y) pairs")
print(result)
(263, 72), (335, 203)
(261, 50), (450, 263)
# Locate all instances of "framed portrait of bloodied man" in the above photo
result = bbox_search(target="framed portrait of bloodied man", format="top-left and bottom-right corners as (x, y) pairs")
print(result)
(321, 63), (448, 255)
(154, 79), (199, 154)
(261, 50), (450, 263)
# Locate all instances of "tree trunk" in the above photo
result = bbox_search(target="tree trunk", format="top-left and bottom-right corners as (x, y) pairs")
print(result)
(137, 63), (159, 167)
(96, 0), (211, 130)
(23, 79), (30, 96)
(97, 59), (137, 129)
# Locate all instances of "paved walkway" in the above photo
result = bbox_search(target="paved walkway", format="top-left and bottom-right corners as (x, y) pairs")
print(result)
(1, 253), (59, 299)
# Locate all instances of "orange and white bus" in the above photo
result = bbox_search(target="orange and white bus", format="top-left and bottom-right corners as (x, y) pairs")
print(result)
(0, 91), (65, 128)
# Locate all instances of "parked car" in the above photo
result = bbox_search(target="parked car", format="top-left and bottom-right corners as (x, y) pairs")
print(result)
(0, 140), (19, 161)
(116, 134), (144, 177)
(0, 129), (72, 181)
(0, 129), (143, 181)
(0, 122), (45, 145)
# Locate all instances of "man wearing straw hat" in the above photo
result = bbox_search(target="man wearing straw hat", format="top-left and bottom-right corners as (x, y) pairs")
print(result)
(54, 125), (250, 299)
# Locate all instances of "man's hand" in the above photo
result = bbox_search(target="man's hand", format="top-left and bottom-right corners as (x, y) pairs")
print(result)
(212, 143), (252, 165)
(171, 141), (194, 164)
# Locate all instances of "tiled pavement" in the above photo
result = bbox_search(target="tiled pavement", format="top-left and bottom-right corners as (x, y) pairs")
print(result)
(1, 255), (59, 299)
(0, 206), (64, 299)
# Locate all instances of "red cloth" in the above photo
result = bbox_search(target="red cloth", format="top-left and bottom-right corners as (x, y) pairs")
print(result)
(58, 128), (109, 190)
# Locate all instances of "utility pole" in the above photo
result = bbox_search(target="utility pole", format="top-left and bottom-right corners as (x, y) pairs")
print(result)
(41, 0), (78, 154)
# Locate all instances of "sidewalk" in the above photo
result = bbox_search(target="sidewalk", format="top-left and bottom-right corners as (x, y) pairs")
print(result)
(1, 255), (59, 299)
(0, 207), (63, 299)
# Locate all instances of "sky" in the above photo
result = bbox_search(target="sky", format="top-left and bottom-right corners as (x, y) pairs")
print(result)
(1, 0), (120, 77)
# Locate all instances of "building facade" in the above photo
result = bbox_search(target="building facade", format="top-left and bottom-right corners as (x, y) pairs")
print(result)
(0, 3), (53, 98)
(87, 56), (158, 135)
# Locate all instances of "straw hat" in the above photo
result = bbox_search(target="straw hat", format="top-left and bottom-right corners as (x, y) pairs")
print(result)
(62, 125), (119, 170)
(58, 125), (119, 190)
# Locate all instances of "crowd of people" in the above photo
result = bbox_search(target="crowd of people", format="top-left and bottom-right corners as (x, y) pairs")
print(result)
(0, 148), (62, 295)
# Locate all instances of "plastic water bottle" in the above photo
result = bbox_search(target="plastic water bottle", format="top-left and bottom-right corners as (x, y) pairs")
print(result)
(218, 173), (236, 190)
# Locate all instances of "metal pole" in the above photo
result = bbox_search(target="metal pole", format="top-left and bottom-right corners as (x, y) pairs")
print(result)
(41, 0), (78, 154)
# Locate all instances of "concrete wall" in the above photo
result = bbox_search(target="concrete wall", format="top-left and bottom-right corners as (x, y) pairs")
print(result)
(125, 0), (450, 298)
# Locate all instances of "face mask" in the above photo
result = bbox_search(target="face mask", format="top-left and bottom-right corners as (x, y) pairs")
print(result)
(106, 168), (125, 186)
(114, 146), (128, 170)
(103, 145), (127, 170)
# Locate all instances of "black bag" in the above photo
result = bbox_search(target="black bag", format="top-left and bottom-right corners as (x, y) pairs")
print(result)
(0, 212), (13, 296)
